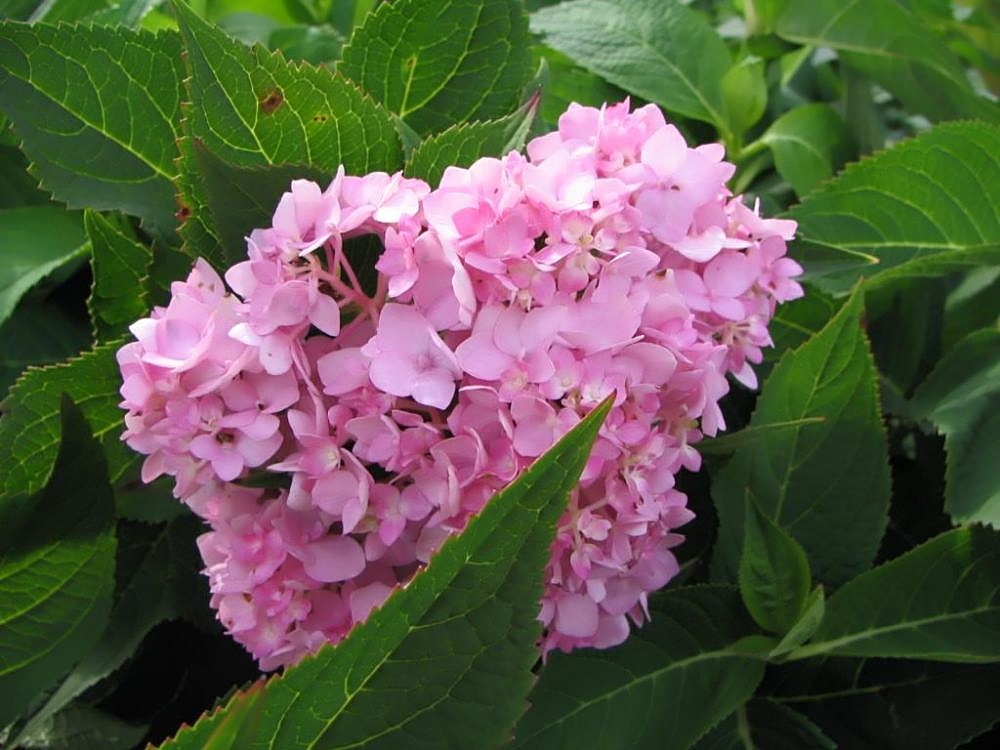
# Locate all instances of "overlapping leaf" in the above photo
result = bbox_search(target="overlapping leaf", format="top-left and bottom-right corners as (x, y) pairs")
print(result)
(0, 396), (116, 728)
(693, 701), (834, 750)
(909, 329), (1000, 526)
(0, 22), (184, 235)
(760, 104), (855, 199)
(0, 206), (86, 326)
(406, 94), (538, 186)
(157, 398), (611, 750)
(0, 341), (133, 497)
(85, 211), (153, 342)
(530, 0), (731, 128)
(770, 0), (1000, 123)
(339, 0), (532, 136)
(510, 587), (765, 750)
(789, 122), (1000, 294)
(712, 290), (890, 586)
(789, 527), (1000, 662)
(172, 0), (402, 265)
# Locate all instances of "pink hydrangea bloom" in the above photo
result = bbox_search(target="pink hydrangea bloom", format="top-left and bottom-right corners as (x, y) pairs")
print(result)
(118, 100), (801, 669)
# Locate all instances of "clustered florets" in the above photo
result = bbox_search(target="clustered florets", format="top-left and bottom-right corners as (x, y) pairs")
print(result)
(118, 101), (802, 670)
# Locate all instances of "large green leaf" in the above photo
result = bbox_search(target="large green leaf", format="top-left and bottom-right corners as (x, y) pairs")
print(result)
(12, 702), (146, 750)
(693, 701), (835, 750)
(788, 122), (1000, 295)
(338, 0), (532, 136)
(0, 206), (87, 327)
(155, 397), (612, 750)
(530, 0), (731, 128)
(788, 527), (1000, 662)
(510, 587), (766, 750)
(770, 0), (1000, 123)
(0, 395), (116, 728)
(0, 341), (133, 498)
(909, 328), (1000, 526)
(406, 95), (538, 186)
(0, 23), (184, 236)
(712, 289), (890, 586)
(174, 0), (400, 172)
(759, 104), (855, 199)
(85, 210), (153, 343)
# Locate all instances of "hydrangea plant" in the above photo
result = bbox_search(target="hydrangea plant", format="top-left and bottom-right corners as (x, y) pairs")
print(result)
(1, 1), (1000, 749)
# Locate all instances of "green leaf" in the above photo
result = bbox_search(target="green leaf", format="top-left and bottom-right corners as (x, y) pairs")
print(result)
(0, 341), (133, 498)
(0, 206), (87, 326)
(764, 285), (839, 362)
(739, 501), (811, 635)
(693, 700), (835, 750)
(13, 517), (202, 745)
(0, 303), (90, 398)
(406, 94), (538, 186)
(179, 138), (329, 269)
(759, 104), (855, 199)
(769, 586), (825, 659)
(788, 527), (1000, 662)
(174, 0), (401, 173)
(0, 142), (50, 207)
(771, 0), (1000, 123)
(85, 211), (153, 343)
(14, 702), (146, 750)
(721, 57), (767, 139)
(531, 46), (628, 129)
(909, 328), (1000, 526)
(0, 23), (184, 236)
(772, 659), (1000, 750)
(0, 395), (116, 729)
(24, 0), (113, 23)
(156, 397), (612, 750)
(510, 586), (766, 750)
(712, 289), (890, 586)
(788, 122), (1000, 295)
(268, 24), (344, 65)
(530, 0), (731, 128)
(338, 0), (531, 136)
(172, 0), (402, 264)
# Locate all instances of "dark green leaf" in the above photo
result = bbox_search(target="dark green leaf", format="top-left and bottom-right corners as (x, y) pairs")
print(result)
(531, 46), (627, 129)
(510, 587), (766, 750)
(0, 395), (116, 728)
(764, 285), (839, 363)
(693, 700), (835, 750)
(156, 398), (612, 750)
(789, 122), (1000, 294)
(0, 206), (86, 326)
(0, 142), (50, 207)
(0, 303), (90, 398)
(338, 0), (531, 136)
(772, 659), (1000, 750)
(180, 139), (329, 268)
(406, 94), (538, 186)
(531, 0), (731, 128)
(14, 702), (146, 750)
(0, 23), (184, 236)
(14, 516), (203, 743)
(909, 328), (1000, 526)
(0, 341), (133, 498)
(739, 501), (811, 634)
(760, 104), (855, 199)
(788, 527), (1000, 662)
(85, 211), (153, 343)
(771, 0), (1000, 123)
(712, 289), (891, 586)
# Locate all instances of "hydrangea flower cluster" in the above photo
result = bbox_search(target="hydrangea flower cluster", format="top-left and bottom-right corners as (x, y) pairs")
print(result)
(118, 101), (801, 670)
